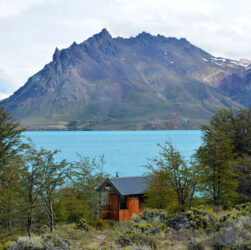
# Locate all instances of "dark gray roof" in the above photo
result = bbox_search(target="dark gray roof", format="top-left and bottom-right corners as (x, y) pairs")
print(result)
(97, 176), (149, 196)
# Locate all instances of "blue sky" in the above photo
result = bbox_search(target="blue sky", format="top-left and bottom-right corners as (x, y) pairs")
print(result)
(0, 0), (251, 100)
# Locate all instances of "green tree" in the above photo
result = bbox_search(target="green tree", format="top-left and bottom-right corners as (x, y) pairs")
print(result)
(0, 158), (22, 235)
(231, 155), (251, 200)
(145, 142), (199, 211)
(19, 147), (46, 238)
(35, 148), (69, 232)
(54, 186), (88, 223)
(0, 107), (25, 235)
(70, 155), (108, 224)
(195, 109), (243, 208)
(0, 106), (25, 168)
(203, 109), (251, 156)
(144, 171), (177, 210)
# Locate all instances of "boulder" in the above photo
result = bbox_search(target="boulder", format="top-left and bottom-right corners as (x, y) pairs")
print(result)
(166, 215), (191, 231)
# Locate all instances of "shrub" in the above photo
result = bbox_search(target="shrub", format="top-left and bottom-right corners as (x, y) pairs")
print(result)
(76, 218), (91, 231)
(9, 236), (44, 250)
(43, 233), (72, 249)
(234, 202), (251, 212)
(134, 208), (171, 224)
(187, 238), (205, 250)
(208, 216), (251, 249)
(39, 225), (50, 234)
(95, 219), (110, 229)
(2, 241), (14, 250)
(165, 209), (215, 232)
(118, 231), (158, 249)
(217, 203), (251, 231)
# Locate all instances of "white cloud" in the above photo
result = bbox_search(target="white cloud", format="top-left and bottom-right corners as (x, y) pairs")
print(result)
(0, 92), (9, 101)
(0, 0), (251, 95)
(0, 0), (50, 19)
(0, 68), (17, 93)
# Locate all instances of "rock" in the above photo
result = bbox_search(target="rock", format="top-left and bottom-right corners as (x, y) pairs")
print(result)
(166, 215), (191, 231)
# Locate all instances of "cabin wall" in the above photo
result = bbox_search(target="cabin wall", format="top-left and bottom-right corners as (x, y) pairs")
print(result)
(102, 193), (143, 221)
(119, 195), (143, 221)
(102, 192), (119, 220)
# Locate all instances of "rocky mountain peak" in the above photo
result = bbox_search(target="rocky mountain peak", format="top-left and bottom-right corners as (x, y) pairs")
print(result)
(87, 28), (112, 43)
(100, 28), (112, 38)
(52, 47), (61, 61)
(71, 41), (78, 47)
(136, 31), (154, 40)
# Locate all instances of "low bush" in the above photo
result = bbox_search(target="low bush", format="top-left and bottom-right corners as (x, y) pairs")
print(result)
(187, 238), (205, 250)
(208, 216), (251, 249)
(118, 231), (158, 249)
(76, 218), (91, 231)
(95, 219), (111, 229)
(2, 241), (15, 250)
(38, 225), (50, 234)
(9, 236), (44, 250)
(116, 204), (251, 249)
(133, 208), (172, 224)
(184, 209), (215, 232)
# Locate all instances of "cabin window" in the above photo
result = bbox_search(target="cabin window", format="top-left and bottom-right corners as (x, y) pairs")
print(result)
(139, 195), (144, 210)
(120, 196), (127, 209)
(101, 192), (108, 206)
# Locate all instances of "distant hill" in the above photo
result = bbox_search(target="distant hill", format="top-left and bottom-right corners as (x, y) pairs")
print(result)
(0, 29), (250, 130)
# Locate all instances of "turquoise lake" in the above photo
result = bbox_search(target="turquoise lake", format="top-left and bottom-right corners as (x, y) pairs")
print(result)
(23, 130), (202, 177)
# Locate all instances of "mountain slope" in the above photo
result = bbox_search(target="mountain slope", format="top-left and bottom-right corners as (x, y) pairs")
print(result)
(0, 29), (248, 130)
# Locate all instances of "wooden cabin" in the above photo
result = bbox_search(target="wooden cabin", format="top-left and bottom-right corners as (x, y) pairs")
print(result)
(96, 176), (149, 221)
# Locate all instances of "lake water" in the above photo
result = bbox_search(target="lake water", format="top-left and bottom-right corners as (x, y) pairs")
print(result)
(23, 130), (202, 177)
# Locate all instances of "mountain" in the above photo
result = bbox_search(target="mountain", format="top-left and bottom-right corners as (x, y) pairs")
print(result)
(0, 29), (250, 130)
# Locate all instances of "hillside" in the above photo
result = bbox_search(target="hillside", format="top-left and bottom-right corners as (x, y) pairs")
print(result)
(0, 29), (250, 130)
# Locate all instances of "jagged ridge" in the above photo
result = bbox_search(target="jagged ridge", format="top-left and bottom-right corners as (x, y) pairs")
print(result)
(0, 29), (250, 130)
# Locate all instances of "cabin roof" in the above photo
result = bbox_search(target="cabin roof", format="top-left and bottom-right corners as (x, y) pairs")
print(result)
(96, 176), (149, 196)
